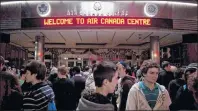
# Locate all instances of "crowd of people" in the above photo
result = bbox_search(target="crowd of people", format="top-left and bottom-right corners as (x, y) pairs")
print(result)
(0, 55), (198, 110)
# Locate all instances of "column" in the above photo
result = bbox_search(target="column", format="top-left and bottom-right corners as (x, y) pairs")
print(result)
(35, 35), (45, 62)
(150, 36), (160, 64)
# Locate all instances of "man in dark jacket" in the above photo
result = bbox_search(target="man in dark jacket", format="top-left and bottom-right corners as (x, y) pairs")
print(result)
(191, 78), (198, 110)
(53, 66), (76, 110)
(157, 61), (174, 89)
(168, 67), (185, 101)
(170, 63), (198, 110)
(117, 61), (136, 111)
(77, 61), (118, 110)
(72, 66), (86, 107)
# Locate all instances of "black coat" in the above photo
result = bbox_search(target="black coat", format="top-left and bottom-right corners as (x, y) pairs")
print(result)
(1, 90), (23, 110)
(170, 85), (195, 110)
(119, 76), (136, 111)
(72, 74), (86, 107)
(168, 79), (185, 101)
(53, 78), (76, 110)
(157, 69), (174, 89)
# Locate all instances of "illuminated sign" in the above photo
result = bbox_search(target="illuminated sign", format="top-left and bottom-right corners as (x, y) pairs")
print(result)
(43, 17), (151, 26)
(21, 17), (173, 29)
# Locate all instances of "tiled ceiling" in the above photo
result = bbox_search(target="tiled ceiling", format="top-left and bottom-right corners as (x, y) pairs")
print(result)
(6, 29), (196, 51)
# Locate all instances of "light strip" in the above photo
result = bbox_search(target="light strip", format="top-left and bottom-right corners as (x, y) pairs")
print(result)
(0, 1), (59, 5)
(1, 1), (197, 6)
(135, 1), (197, 6)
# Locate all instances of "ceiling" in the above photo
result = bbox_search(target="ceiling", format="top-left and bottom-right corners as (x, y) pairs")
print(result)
(4, 29), (196, 52)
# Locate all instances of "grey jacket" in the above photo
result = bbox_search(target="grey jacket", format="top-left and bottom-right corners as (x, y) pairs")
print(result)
(77, 96), (114, 110)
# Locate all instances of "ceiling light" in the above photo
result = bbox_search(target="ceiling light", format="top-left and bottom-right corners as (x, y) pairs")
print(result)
(1, 1), (197, 7)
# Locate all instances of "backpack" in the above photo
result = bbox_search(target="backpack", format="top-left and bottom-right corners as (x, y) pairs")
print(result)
(48, 100), (57, 111)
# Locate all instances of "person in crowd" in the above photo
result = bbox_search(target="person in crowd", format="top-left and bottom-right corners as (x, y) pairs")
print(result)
(0, 56), (5, 71)
(77, 61), (118, 110)
(19, 69), (26, 86)
(126, 60), (171, 110)
(0, 71), (23, 110)
(157, 61), (174, 89)
(168, 67), (186, 101)
(52, 66), (76, 110)
(191, 78), (198, 109)
(23, 60), (55, 110)
(72, 66), (86, 107)
(48, 66), (58, 85)
(2, 66), (7, 71)
(170, 63), (198, 110)
(83, 66), (90, 79)
(85, 64), (97, 93)
(116, 61), (136, 111)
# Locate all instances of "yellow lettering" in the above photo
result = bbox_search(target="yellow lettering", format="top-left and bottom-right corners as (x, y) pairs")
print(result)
(44, 19), (48, 25)
(147, 19), (151, 25)
(93, 18), (98, 24)
(101, 18), (105, 24)
(120, 19), (124, 24)
(100, 18), (125, 24)
(87, 18), (92, 24)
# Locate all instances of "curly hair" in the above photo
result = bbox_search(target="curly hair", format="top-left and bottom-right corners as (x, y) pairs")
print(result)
(140, 60), (160, 77)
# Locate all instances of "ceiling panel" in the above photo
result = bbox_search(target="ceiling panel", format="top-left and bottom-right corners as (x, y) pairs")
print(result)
(113, 30), (134, 43)
(22, 32), (41, 41)
(79, 31), (97, 43)
(42, 31), (64, 43)
(160, 33), (182, 46)
(127, 32), (152, 43)
(60, 30), (82, 44)
(97, 31), (115, 43)
(10, 33), (32, 45)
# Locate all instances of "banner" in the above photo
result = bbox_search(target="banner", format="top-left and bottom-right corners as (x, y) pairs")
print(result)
(21, 17), (173, 29)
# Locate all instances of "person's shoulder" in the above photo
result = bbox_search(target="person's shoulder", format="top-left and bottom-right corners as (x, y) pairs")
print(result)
(122, 76), (135, 85)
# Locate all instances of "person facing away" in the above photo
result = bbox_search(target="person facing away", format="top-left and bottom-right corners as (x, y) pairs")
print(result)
(19, 68), (26, 86)
(191, 78), (198, 110)
(126, 60), (171, 110)
(157, 61), (174, 89)
(23, 60), (55, 111)
(0, 70), (23, 110)
(83, 66), (90, 79)
(52, 66), (76, 110)
(170, 63), (198, 110)
(168, 67), (185, 101)
(77, 61), (119, 110)
(72, 66), (86, 107)
(116, 61), (136, 111)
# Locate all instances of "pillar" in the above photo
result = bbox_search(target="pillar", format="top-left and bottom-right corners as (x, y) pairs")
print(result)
(35, 35), (45, 62)
(150, 36), (160, 64)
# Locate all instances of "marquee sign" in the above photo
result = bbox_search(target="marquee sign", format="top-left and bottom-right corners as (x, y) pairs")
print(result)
(21, 17), (173, 29)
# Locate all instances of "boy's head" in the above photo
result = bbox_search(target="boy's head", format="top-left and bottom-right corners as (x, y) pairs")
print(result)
(94, 61), (118, 94)
(58, 65), (68, 76)
(184, 63), (198, 91)
(117, 61), (127, 78)
(141, 60), (160, 84)
(0, 56), (5, 71)
(24, 60), (47, 84)
(162, 61), (171, 71)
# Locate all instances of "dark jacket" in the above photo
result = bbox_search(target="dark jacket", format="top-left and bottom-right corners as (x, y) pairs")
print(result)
(170, 85), (195, 110)
(168, 78), (185, 101)
(1, 89), (23, 110)
(72, 74), (86, 106)
(119, 75), (136, 111)
(157, 69), (174, 89)
(53, 78), (76, 110)
(21, 81), (32, 94)
(77, 93), (114, 110)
